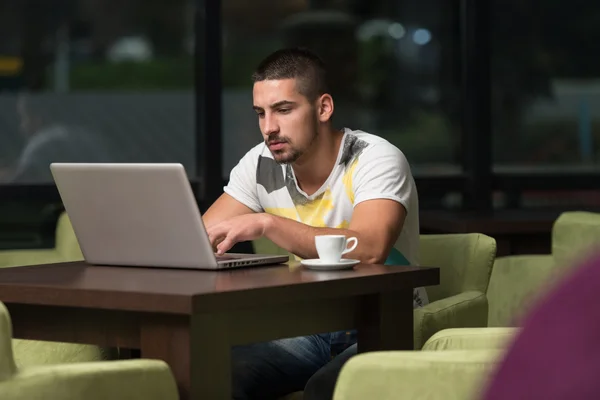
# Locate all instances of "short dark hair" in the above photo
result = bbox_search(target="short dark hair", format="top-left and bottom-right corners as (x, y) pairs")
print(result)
(251, 47), (329, 101)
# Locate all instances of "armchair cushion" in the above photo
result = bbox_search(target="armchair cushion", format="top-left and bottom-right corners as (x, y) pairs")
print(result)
(0, 301), (178, 400)
(1, 359), (178, 400)
(12, 340), (114, 368)
(422, 328), (518, 351)
(333, 350), (502, 400)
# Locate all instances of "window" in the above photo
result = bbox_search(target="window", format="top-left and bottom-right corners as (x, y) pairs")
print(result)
(0, 0), (196, 185)
(220, 0), (462, 178)
(492, 2), (600, 171)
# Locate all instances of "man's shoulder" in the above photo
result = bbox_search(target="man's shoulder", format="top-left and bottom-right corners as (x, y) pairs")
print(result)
(343, 128), (407, 166)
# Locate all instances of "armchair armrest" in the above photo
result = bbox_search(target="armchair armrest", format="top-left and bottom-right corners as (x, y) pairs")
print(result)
(414, 290), (488, 349)
(422, 327), (518, 351)
(0, 359), (178, 400)
(333, 350), (502, 400)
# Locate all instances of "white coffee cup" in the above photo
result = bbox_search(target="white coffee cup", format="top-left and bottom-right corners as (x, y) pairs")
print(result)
(315, 235), (358, 264)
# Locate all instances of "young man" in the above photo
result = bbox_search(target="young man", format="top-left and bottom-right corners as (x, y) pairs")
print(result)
(203, 47), (428, 399)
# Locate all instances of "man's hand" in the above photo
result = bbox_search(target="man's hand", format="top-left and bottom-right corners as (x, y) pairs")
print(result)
(207, 213), (270, 255)
(202, 193), (256, 230)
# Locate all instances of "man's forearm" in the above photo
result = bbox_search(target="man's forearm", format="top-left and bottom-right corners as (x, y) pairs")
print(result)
(262, 214), (386, 263)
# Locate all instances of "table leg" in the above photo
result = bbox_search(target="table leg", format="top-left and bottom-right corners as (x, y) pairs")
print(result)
(356, 289), (414, 353)
(140, 313), (232, 400)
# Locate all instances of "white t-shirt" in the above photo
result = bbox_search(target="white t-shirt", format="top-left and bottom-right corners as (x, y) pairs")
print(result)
(224, 128), (428, 307)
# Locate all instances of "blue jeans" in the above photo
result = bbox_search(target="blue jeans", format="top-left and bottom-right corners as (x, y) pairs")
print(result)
(232, 251), (408, 399)
(232, 331), (355, 399)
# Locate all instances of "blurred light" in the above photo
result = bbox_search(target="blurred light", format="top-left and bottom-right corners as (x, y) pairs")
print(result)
(388, 23), (406, 40)
(413, 29), (432, 45)
(356, 19), (393, 41)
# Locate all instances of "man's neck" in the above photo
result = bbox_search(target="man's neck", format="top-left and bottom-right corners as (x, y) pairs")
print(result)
(292, 127), (344, 195)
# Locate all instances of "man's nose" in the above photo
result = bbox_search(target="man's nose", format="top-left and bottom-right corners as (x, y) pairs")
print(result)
(263, 115), (279, 136)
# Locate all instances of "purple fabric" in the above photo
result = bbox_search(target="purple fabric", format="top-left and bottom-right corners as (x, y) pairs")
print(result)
(483, 252), (600, 400)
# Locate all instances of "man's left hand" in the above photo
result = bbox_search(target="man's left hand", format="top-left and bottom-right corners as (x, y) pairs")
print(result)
(206, 213), (271, 255)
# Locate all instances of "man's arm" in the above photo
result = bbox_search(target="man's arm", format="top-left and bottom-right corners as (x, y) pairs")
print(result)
(263, 198), (405, 264)
(202, 193), (256, 229)
(263, 143), (413, 263)
(203, 145), (262, 229)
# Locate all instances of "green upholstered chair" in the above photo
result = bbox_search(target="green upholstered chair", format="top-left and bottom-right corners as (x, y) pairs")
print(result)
(332, 349), (502, 400)
(0, 213), (111, 368)
(254, 232), (497, 349)
(400, 211), (600, 353)
(0, 302), (178, 400)
(330, 327), (514, 400)
(414, 233), (495, 348)
(0, 212), (83, 268)
(488, 211), (600, 328)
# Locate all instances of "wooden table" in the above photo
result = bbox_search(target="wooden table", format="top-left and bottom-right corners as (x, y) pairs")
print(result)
(0, 261), (439, 399)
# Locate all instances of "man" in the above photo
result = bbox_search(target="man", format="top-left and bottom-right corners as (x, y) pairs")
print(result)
(204, 47), (427, 399)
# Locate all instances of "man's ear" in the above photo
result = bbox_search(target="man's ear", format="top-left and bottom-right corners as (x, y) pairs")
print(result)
(317, 94), (334, 123)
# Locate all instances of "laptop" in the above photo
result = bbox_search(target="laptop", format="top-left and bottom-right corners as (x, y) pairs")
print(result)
(49, 163), (289, 270)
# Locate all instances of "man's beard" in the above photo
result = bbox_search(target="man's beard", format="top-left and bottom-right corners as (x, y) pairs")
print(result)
(268, 121), (319, 165)
(268, 138), (302, 165)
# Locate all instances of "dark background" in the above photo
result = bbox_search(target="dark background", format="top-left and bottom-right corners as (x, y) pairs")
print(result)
(1, 0), (599, 252)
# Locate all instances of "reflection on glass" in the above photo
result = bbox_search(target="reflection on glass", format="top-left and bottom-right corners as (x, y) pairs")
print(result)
(0, 0), (196, 184)
(492, 2), (600, 168)
(221, 0), (461, 177)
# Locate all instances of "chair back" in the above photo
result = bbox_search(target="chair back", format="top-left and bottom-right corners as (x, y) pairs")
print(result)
(54, 212), (84, 261)
(419, 233), (496, 303)
(487, 211), (600, 327)
(552, 211), (600, 271)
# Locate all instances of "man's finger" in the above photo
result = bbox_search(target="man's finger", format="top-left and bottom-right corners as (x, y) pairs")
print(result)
(216, 234), (236, 255)
(207, 223), (227, 246)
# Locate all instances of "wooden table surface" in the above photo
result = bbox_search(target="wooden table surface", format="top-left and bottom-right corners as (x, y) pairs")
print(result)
(0, 261), (439, 399)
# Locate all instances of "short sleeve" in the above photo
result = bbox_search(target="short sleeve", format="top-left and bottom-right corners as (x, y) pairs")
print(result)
(352, 144), (415, 214)
(223, 146), (263, 212)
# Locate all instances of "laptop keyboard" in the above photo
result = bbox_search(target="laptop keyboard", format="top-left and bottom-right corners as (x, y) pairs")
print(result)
(215, 254), (237, 261)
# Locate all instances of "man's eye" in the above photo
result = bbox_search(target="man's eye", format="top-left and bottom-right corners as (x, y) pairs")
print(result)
(279, 108), (291, 114)
(256, 112), (265, 118)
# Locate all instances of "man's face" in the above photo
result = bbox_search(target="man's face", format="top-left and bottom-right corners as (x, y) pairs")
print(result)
(252, 78), (319, 164)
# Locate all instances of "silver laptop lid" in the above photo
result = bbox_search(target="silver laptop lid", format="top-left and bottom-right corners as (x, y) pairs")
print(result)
(50, 163), (221, 269)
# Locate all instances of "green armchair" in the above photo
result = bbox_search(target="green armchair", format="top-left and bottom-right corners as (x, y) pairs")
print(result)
(0, 212), (83, 268)
(0, 213), (111, 368)
(403, 211), (600, 352)
(489, 211), (600, 328)
(0, 302), (178, 400)
(414, 233), (496, 348)
(331, 326), (513, 400)
(333, 349), (502, 400)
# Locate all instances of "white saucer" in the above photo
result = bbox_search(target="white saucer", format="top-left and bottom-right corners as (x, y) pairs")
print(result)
(301, 258), (360, 271)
